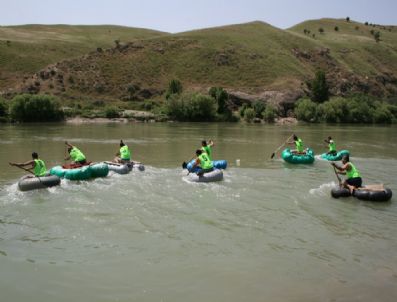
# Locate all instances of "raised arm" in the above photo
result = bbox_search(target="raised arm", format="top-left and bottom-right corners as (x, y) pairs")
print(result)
(9, 160), (35, 168)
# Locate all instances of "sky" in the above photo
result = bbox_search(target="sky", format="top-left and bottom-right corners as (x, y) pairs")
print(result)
(1, 0), (396, 33)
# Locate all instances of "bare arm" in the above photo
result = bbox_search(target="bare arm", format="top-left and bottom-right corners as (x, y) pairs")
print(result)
(65, 141), (73, 148)
(208, 140), (214, 147)
(9, 160), (35, 168)
(331, 162), (348, 174)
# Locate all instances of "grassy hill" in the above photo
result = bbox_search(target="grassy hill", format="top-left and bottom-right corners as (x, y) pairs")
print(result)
(0, 24), (168, 88)
(2, 19), (397, 104)
(289, 18), (397, 76)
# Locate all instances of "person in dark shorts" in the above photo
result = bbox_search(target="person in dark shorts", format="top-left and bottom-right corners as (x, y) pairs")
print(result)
(332, 154), (362, 193)
(324, 136), (337, 156)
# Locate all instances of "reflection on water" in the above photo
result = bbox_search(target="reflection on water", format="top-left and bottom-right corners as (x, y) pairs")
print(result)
(0, 123), (396, 301)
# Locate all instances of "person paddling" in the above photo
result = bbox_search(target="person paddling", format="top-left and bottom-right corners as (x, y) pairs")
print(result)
(192, 149), (214, 176)
(288, 134), (305, 154)
(331, 154), (362, 194)
(324, 136), (337, 156)
(114, 140), (131, 164)
(9, 152), (47, 177)
(65, 141), (87, 166)
(201, 140), (214, 160)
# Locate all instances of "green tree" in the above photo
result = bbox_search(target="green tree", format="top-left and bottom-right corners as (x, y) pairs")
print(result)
(166, 79), (183, 99)
(263, 104), (277, 123)
(374, 31), (381, 42)
(318, 27), (324, 34)
(166, 93), (216, 121)
(334, 26), (339, 32)
(209, 87), (229, 114)
(253, 101), (265, 118)
(0, 98), (8, 117)
(239, 103), (250, 118)
(105, 106), (120, 118)
(294, 98), (318, 122)
(243, 108), (255, 122)
(10, 94), (64, 122)
(309, 70), (329, 103)
(346, 17), (350, 22)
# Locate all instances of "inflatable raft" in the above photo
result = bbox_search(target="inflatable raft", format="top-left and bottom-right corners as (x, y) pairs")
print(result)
(186, 159), (227, 173)
(50, 163), (109, 180)
(105, 161), (145, 174)
(320, 150), (350, 161)
(281, 148), (315, 164)
(18, 174), (61, 191)
(331, 186), (392, 202)
(187, 169), (223, 183)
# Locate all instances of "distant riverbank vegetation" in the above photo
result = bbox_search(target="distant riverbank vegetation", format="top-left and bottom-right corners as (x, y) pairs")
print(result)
(0, 76), (396, 124)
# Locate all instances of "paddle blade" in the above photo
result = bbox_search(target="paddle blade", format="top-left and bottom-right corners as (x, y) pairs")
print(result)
(182, 162), (187, 169)
(270, 152), (275, 159)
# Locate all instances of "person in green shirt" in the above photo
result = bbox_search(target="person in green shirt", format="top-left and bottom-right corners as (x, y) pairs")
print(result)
(324, 136), (337, 155)
(192, 149), (214, 176)
(114, 140), (131, 164)
(201, 139), (214, 160)
(288, 134), (305, 154)
(65, 141), (87, 165)
(9, 152), (47, 177)
(332, 154), (363, 193)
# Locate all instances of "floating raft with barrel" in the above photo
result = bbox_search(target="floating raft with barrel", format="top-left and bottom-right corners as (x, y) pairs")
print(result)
(186, 159), (227, 173)
(331, 185), (392, 202)
(320, 150), (350, 161)
(187, 169), (223, 183)
(50, 163), (109, 180)
(281, 148), (315, 164)
(104, 161), (145, 174)
(18, 174), (61, 191)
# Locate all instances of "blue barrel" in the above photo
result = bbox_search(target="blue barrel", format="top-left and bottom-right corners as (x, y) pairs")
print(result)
(186, 159), (227, 172)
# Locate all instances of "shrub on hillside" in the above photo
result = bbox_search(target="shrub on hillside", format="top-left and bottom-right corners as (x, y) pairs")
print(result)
(243, 108), (255, 123)
(317, 97), (349, 122)
(166, 79), (183, 99)
(294, 98), (318, 122)
(372, 104), (393, 123)
(263, 104), (278, 123)
(309, 70), (329, 103)
(105, 106), (120, 118)
(209, 87), (229, 114)
(253, 101), (265, 118)
(166, 93), (216, 121)
(239, 103), (251, 118)
(10, 94), (64, 122)
(0, 98), (8, 117)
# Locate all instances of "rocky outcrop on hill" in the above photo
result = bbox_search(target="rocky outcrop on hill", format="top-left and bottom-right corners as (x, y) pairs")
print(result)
(227, 90), (304, 116)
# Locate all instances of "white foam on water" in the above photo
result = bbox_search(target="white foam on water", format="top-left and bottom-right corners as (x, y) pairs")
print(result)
(309, 181), (337, 196)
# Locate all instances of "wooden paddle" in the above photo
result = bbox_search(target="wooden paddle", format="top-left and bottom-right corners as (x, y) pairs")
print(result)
(9, 163), (34, 175)
(270, 134), (293, 159)
(332, 165), (342, 187)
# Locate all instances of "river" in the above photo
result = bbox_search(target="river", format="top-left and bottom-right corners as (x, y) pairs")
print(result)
(0, 122), (396, 301)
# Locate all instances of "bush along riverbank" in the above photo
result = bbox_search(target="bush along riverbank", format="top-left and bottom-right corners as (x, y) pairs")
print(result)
(1, 84), (396, 124)
(294, 94), (397, 123)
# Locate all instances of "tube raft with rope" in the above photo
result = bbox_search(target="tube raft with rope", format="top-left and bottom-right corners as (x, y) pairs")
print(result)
(18, 174), (61, 191)
(320, 150), (350, 161)
(186, 159), (227, 173)
(331, 185), (393, 202)
(50, 163), (109, 180)
(104, 161), (145, 174)
(281, 148), (315, 164)
(187, 169), (224, 183)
